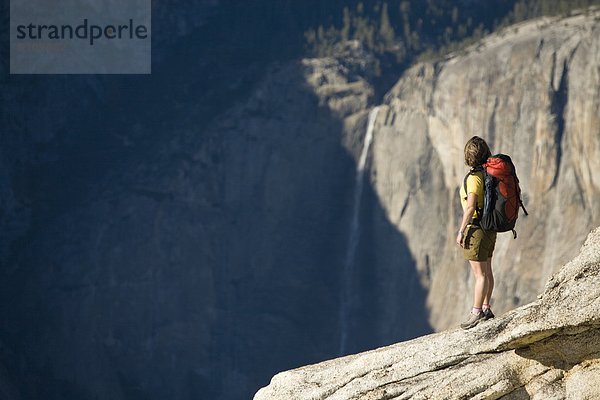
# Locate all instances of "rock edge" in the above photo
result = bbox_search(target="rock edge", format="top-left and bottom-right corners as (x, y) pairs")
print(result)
(255, 226), (600, 399)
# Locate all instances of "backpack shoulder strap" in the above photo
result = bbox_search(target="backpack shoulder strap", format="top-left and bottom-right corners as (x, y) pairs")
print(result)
(463, 167), (485, 200)
(462, 172), (471, 201)
(463, 167), (484, 199)
(463, 167), (484, 224)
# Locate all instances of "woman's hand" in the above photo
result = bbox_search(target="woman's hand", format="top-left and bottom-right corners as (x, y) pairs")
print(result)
(457, 192), (476, 248)
(456, 231), (464, 247)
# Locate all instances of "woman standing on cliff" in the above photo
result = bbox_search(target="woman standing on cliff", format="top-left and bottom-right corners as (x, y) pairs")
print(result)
(456, 136), (496, 329)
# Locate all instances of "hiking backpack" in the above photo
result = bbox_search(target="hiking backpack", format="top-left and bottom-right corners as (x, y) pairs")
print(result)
(463, 154), (528, 238)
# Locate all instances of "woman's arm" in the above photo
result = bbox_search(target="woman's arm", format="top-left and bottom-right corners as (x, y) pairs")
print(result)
(456, 192), (477, 247)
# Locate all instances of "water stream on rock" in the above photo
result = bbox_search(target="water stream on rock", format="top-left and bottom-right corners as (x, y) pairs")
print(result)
(339, 106), (380, 355)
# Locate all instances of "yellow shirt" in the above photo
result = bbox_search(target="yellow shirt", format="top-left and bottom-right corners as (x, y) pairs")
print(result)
(460, 171), (484, 220)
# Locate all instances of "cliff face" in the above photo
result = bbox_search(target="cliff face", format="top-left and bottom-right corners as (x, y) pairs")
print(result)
(254, 11), (600, 397)
(1, 38), (430, 398)
(255, 226), (600, 399)
(366, 11), (600, 330)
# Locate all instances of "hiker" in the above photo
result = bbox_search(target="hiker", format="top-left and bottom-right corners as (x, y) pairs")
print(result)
(456, 136), (496, 329)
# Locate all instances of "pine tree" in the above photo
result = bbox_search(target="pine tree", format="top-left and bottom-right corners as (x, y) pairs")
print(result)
(400, 1), (412, 47)
(379, 2), (396, 51)
(341, 7), (351, 42)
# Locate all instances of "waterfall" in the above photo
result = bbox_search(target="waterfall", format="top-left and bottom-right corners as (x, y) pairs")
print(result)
(339, 106), (380, 355)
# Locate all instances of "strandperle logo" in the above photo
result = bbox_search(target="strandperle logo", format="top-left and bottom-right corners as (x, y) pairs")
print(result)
(10, 0), (151, 74)
(15, 19), (149, 46)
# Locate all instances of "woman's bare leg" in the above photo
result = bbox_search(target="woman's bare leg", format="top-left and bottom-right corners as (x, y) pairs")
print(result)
(483, 258), (494, 306)
(469, 260), (488, 309)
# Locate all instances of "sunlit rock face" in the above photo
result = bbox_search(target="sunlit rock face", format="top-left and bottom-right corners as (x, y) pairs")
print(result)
(367, 11), (600, 331)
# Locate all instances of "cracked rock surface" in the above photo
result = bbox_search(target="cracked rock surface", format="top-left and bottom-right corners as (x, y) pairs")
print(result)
(255, 226), (600, 399)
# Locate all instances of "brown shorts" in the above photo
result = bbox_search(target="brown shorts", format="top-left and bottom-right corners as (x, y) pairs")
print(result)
(463, 224), (496, 261)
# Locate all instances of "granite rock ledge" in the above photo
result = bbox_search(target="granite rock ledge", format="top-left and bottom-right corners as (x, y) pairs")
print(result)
(255, 226), (600, 400)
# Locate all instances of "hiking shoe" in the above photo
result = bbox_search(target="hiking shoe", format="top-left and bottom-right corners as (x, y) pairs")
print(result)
(483, 308), (495, 320)
(460, 311), (484, 330)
